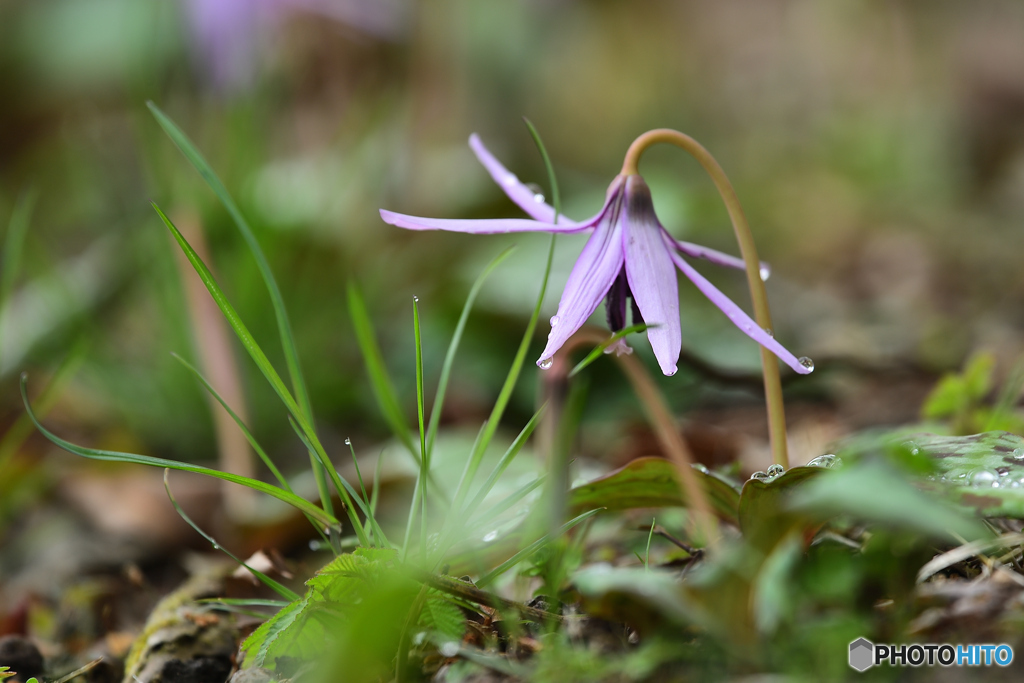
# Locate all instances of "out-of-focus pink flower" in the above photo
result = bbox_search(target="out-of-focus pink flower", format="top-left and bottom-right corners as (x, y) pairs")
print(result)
(183, 0), (407, 91)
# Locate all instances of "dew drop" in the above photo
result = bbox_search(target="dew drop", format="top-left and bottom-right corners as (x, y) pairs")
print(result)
(550, 315), (560, 327)
(759, 264), (771, 281)
(798, 357), (815, 372)
(440, 641), (460, 658)
(970, 469), (998, 486)
(539, 357), (553, 370)
(807, 454), (840, 469)
(533, 193), (545, 204)
(502, 173), (517, 187)
(413, 295), (419, 302)
(344, 438), (352, 446)
(750, 471), (769, 482)
(1013, 448), (1024, 461)
(665, 366), (677, 377)
(482, 530), (499, 543)
(764, 328), (774, 338)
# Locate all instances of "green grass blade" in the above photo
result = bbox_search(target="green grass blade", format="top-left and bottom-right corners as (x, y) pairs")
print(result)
(21, 375), (338, 529)
(476, 508), (602, 587)
(153, 202), (338, 524)
(286, 416), (373, 547)
(146, 103), (332, 523)
(171, 353), (290, 491)
(345, 438), (389, 548)
(450, 234), (556, 512)
(568, 324), (649, 377)
(347, 282), (417, 456)
(522, 118), (561, 221)
(460, 406), (545, 520)
(425, 246), (516, 458)
(466, 476), (546, 534)
(163, 470), (300, 601)
(414, 297), (429, 558)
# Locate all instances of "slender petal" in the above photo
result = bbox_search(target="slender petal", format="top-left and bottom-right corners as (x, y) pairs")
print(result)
(666, 231), (769, 276)
(379, 210), (586, 235)
(663, 233), (811, 374)
(622, 178), (681, 376)
(537, 213), (625, 366)
(469, 134), (578, 227)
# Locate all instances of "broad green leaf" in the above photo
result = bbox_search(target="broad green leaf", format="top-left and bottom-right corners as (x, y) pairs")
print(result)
(738, 465), (825, 552)
(21, 375), (338, 529)
(568, 457), (741, 525)
(788, 460), (986, 541)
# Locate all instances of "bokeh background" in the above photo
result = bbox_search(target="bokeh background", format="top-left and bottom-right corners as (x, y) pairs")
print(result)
(3, 0), (1024, 493)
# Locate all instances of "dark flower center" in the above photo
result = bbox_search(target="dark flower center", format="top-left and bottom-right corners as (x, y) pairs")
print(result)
(606, 267), (643, 332)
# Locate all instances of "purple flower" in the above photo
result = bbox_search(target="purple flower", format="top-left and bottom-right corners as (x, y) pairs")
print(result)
(380, 135), (811, 377)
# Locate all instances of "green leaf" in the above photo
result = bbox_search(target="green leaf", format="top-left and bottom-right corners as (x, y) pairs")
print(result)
(420, 592), (466, 642)
(21, 374), (339, 529)
(568, 457), (741, 525)
(738, 465), (824, 552)
(788, 460), (987, 541)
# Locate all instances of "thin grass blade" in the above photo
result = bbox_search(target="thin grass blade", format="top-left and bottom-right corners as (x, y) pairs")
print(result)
(569, 324), (649, 377)
(21, 375), (337, 528)
(163, 470), (300, 601)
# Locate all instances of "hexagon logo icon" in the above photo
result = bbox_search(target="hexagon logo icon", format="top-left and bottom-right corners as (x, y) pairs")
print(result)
(849, 638), (874, 672)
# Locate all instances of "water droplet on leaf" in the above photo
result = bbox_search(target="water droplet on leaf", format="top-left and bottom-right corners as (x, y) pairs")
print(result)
(970, 469), (998, 486)
(750, 471), (769, 482)
(766, 464), (784, 477)
(482, 530), (499, 543)
(807, 454), (840, 469)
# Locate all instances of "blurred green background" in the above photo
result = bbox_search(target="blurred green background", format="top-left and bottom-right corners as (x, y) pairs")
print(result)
(3, 0), (1024, 476)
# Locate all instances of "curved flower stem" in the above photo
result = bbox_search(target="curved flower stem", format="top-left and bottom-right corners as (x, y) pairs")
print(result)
(622, 129), (788, 469)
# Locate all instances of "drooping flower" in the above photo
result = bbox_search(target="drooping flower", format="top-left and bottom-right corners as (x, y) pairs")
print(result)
(380, 135), (811, 377)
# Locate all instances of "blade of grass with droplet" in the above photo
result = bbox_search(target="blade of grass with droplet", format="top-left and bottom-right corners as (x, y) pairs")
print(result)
(146, 102), (332, 519)
(344, 439), (389, 548)
(21, 375), (338, 529)
(163, 470), (300, 601)
(476, 508), (602, 588)
(413, 297), (429, 559)
(347, 282), (417, 456)
(569, 324), (649, 377)
(425, 246), (516, 459)
(286, 416), (373, 547)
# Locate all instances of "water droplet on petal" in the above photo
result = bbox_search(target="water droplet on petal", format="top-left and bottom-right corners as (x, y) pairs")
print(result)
(665, 366), (677, 377)
(533, 193), (545, 204)
(482, 530), (499, 543)
(759, 264), (771, 281)
(798, 357), (815, 372)
(503, 173), (517, 187)
(538, 357), (553, 370)
(550, 315), (560, 327)
(764, 328), (773, 337)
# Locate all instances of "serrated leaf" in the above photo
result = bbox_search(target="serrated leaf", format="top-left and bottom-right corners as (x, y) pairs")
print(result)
(420, 592), (466, 642)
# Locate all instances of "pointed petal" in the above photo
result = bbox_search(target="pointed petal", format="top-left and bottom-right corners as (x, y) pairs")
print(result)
(469, 134), (578, 226)
(667, 235), (769, 278)
(622, 186), (681, 376)
(664, 233), (811, 374)
(380, 209), (586, 234)
(537, 216), (625, 365)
